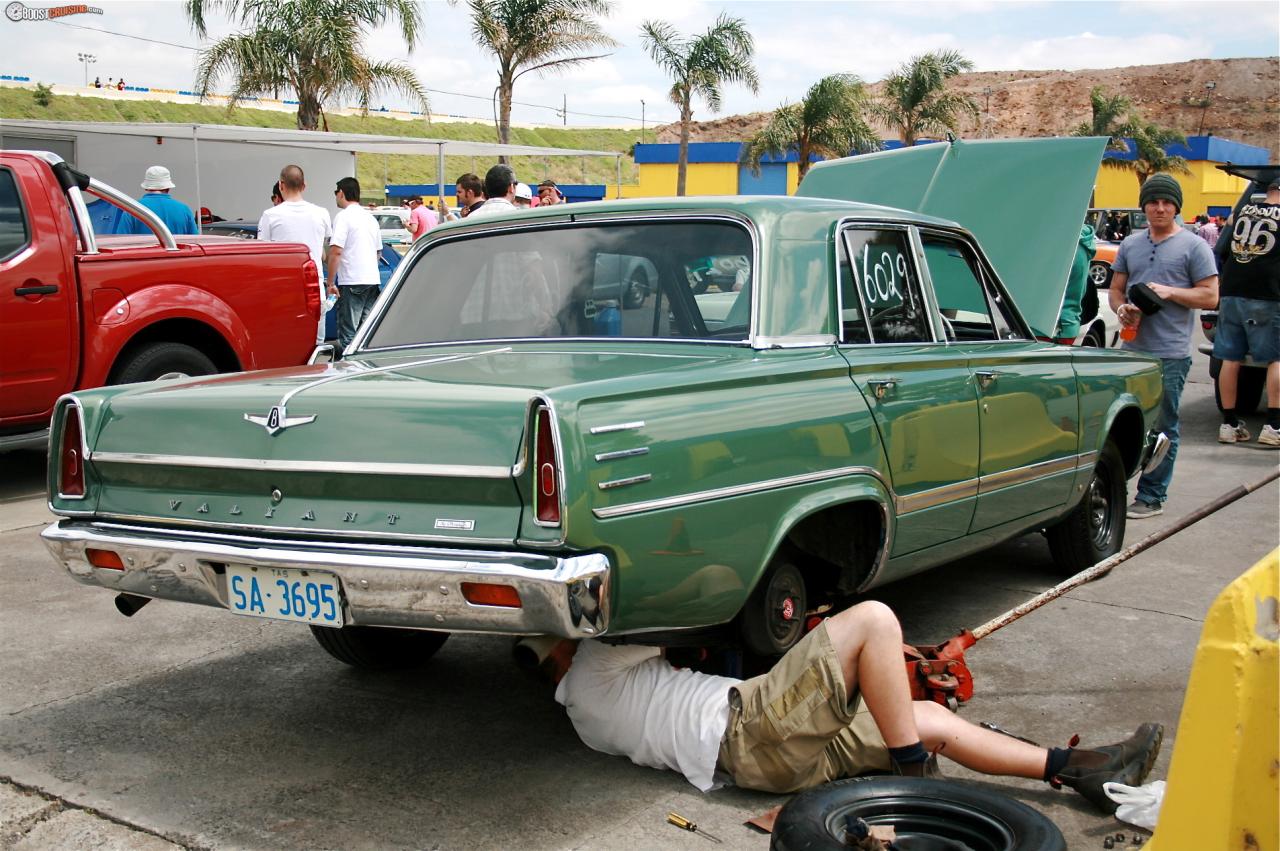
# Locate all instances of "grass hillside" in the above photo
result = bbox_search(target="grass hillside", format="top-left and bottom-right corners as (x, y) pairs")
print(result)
(0, 87), (642, 196)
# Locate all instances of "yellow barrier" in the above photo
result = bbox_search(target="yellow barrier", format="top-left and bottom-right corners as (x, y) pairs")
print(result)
(1147, 548), (1279, 851)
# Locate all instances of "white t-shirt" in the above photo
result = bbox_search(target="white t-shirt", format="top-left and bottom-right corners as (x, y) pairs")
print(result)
(257, 199), (331, 267)
(555, 641), (737, 792)
(330, 203), (382, 286)
(466, 197), (516, 219)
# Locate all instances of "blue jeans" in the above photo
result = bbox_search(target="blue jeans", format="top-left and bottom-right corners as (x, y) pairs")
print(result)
(336, 285), (380, 350)
(1136, 356), (1191, 508)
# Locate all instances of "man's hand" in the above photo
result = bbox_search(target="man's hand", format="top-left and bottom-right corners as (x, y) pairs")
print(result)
(326, 244), (342, 293)
(327, 284), (338, 297)
(1146, 282), (1175, 300)
(1117, 304), (1142, 326)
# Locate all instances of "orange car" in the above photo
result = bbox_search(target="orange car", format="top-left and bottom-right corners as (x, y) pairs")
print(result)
(1090, 241), (1118, 288)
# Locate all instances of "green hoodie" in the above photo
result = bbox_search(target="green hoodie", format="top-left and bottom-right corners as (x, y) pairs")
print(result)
(1056, 224), (1097, 339)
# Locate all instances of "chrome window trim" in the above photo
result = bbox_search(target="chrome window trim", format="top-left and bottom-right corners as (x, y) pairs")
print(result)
(589, 420), (646, 435)
(592, 465), (879, 519)
(349, 212), (761, 355)
(755, 334), (838, 349)
(835, 221), (937, 346)
(50, 395), (89, 502)
(79, 514), (514, 547)
(88, 451), (513, 479)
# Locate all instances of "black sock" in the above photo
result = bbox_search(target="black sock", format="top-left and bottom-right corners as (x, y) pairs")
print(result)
(1268, 408), (1280, 429)
(888, 742), (929, 765)
(1222, 408), (1238, 427)
(1043, 747), (1072, 781)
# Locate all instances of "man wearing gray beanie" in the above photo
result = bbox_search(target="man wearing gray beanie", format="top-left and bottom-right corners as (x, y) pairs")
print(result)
(1108, 173), (1219, 518)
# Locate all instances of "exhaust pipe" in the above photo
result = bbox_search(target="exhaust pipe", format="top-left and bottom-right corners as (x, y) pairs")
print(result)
(114, 593), (151, 617)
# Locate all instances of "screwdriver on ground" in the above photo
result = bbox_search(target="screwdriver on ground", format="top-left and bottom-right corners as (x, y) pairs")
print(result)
(667, 812), (722, 843)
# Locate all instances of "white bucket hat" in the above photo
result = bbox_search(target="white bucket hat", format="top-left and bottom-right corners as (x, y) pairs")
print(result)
(141, 165), (176, 191)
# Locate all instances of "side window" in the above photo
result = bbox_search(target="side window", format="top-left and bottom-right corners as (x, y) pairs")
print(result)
(922, 236), (1022, 341)
(0, 169), (30, 262)
(840, 228), (930, 344)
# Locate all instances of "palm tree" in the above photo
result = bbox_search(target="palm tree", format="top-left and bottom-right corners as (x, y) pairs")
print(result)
(1126, 118), (1192, 185)
(467, 0), (617, 151)
(186, 0), (429, 131)
(742, 74), (881, 184)
(872, 49), (978, 146)
(641, 14), (759, 196)
(1072, 86), (1190, 187)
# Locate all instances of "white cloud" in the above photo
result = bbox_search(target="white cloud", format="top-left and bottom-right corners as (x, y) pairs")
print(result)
(968, 32), (1216, 71)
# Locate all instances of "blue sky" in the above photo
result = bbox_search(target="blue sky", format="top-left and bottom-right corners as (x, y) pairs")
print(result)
(3, 0), (1276, 130)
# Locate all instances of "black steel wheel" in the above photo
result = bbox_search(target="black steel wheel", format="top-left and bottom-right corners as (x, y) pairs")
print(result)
(771, 777), (1065, 851)
(1045, 441), (1126, 575)
(740, 559), (807, 656)
(310, 624), (448, 670)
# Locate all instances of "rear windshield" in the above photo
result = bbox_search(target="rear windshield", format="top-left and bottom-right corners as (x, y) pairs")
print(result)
(365, 220), (754, 349)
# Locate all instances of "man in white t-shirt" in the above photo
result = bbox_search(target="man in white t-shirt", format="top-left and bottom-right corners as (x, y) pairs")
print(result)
(257, 164), (332, 344)
(327, 177), (383, 352)
(556, 601), (1163, 813)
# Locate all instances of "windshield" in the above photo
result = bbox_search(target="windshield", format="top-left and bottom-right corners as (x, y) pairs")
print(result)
(364, 220), (754, 349)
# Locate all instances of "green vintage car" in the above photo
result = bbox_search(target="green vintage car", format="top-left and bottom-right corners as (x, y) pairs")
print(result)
(42, 138), (1167, 662)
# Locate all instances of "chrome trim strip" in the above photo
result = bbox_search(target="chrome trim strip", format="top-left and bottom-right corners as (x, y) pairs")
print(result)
(530, 396), (568, 533)
(894, 478), (980, 514)
(278, 346), (513, 408)
(51, 397), (89, 502)
(80, 514), (512, 546)
(41, 520), (610, 638)
(593, 465), (876, 519)
(754, 335), (837, 349)
(1079, 449), (1100, 466)
(89, 451), (511, 479)
(594, 447), (650, 462)
(598, 474), (651, 491)
(978, 456), (1079, 494)
(589, 420), (646, 435)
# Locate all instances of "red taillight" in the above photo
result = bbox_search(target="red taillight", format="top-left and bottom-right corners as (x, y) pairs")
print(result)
(86, 549), (124, 570)
(461, 582), (522, 608)
(59, 407), (85, 497)
(533, 406), (561, 525)
(302, 259), (321, 319)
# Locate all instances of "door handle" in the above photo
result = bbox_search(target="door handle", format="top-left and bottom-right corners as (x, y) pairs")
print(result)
(867, 378), (900, 399)
(15, 284), (59, 297)
(975, 370), (1003, 388)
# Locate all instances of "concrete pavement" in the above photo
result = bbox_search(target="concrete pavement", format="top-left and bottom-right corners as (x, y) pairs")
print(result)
(1, 344), (1276, 850)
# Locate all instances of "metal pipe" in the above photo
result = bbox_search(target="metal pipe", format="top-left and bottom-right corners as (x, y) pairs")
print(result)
(66, 185), (98, 254)
(971, 466), (1280, 642)
(87, 177), (178, 250)
(114, 593), (152, 617)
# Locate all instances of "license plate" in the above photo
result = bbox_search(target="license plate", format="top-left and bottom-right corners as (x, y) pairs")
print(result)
(226, 564), (344, 627)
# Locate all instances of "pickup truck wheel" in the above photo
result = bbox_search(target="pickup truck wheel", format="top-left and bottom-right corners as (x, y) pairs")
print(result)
(309, 624), (448, 670)
(1045, 442), (1125, 575)
(624, 268), (651, 308)
(112, 342), (217, 384)
(740, 559), (807, 657)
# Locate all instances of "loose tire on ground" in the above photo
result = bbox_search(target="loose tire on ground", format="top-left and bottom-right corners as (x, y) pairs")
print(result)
(111, 342), (217, 384)
(309, 624), (448, 670)
(1045, 441), (1126, 575)
(770, 776), (1065, 851)
(739, 559), (807, 657)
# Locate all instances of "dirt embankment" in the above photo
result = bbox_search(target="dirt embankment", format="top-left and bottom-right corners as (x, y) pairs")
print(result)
(655, 57), (1279, 160)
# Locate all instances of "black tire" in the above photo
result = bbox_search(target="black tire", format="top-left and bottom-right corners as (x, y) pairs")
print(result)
(1045, 441), (1125, 575)
(770, 777), (1065, 851)
(1088, 260), (1112, 288)
(740, 559), (807, 657)
(624, 268), (650, 309)
(111, 342), (217, 384)
(1214, 363), (1266, 415)
(309, 624), (448, 670)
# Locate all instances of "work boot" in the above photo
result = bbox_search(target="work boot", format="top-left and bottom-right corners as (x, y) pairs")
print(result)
(1053, 723), (1164, 813)
(890, 753), (943, 779)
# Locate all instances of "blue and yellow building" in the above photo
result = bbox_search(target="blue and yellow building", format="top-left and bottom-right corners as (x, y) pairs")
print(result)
(623, 136), (1270, 218)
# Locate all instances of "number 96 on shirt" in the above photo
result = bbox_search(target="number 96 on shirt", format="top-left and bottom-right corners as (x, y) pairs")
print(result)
(227, 564), (343, 627)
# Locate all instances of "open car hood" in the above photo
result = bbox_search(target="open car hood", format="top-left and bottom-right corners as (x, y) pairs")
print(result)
(797, 137), (1107, 337)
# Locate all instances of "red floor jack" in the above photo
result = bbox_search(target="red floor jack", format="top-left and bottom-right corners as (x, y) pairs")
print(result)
(904, 468), (1279, 708)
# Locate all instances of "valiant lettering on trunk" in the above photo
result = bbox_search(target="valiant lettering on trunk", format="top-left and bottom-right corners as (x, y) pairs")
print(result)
(243, 405), (316, 436)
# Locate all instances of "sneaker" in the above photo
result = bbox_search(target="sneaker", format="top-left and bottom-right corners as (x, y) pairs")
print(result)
(1260, 425), (1280, 448)
(1126, 500), (1162, 519)
(1219, 422), (1251, 443)
(1053, 723), (1164, 813)
(890, 753), (944, 779)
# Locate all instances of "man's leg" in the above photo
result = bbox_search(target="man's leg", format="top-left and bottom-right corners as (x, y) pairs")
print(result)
(336, 287), (357, 350)
(823, 601), (919, 749)
(1214, 298), (1250, 442)
(1133, 356), (1191, 514)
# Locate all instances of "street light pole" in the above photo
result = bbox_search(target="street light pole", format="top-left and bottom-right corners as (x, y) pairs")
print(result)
(77, 52), (96, 87)
(982, 86), (993, 137)
(1198, 81), (1217, 136)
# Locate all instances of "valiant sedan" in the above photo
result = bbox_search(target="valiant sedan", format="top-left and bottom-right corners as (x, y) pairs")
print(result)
(42, 138), (1167, 666)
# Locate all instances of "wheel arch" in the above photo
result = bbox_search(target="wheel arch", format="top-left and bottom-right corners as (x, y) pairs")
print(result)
(108, 318), (241, 383)
(1102, 401), (1147, 478)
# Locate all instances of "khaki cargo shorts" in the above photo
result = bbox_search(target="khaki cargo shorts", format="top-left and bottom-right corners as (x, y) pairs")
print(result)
(717, 622), (888, 793)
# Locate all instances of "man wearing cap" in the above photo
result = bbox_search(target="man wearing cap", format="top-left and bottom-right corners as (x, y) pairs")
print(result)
(405, 195), (437, 241)
(538, 180), (565, 206)
(114, 165), (198, 236)
(1109, 173), (1219, 518)
(513, 182), (534, 209)
(1214, 176), (1280, 448)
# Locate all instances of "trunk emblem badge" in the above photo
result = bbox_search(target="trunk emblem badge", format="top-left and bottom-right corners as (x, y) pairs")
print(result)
(244, 405), (316, 436)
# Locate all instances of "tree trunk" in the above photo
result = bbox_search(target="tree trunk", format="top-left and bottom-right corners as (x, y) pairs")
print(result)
(796, 140), (811, 184)
(497, 75), (514, 165)
(297, 88), (322, 131)
(677, 102), (692, 197)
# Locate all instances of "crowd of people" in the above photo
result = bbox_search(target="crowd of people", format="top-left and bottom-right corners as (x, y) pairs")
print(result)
(91, 76), (128, 91)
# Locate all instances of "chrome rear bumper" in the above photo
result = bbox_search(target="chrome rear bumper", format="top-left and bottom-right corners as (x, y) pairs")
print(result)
(41, 520), (609, 637)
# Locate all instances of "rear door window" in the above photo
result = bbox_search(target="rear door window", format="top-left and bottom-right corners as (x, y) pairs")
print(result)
(0, 169), (30, 262)
(838, 228), (931, 344)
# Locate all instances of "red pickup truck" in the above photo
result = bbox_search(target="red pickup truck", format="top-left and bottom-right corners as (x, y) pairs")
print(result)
(0, 151), (321, 451)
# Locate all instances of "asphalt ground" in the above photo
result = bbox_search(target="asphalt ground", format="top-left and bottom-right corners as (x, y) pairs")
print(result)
(1, 337), (1277, 850)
